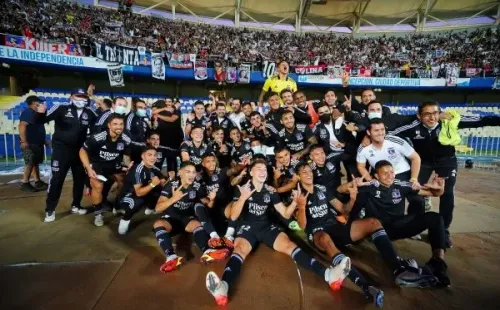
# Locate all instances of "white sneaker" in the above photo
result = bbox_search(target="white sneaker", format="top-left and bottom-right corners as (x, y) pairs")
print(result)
(71, 206), (87, 215)
(118, 219), (131, 235)
(411, 234), (422, 241)
(94, 214), (104, 227)
(424, 197), (432, 211)
(144, 208), (156, 215)
(44, 211), (55, 223)
(113, 208), (126, 215)
(206, 271), (229, 306)
(325, 256), (351, 291)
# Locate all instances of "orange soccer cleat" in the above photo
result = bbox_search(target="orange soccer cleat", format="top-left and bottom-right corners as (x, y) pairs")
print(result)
(160, 255), (185, 273)
(200, 248), (230, 265)
(208, 237), (225, 249)
(223, 236), (234, 249)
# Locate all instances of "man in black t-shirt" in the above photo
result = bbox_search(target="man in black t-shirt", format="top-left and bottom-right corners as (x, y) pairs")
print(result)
(19, 95), (48, 192)
(80, 114), (132, 227)
(205, 160), (351, 306)
(278, 110), (317, 160)
(118, 146), (168, 234)
(153, 161), (230, 274)
(295, 163), (437, 301)
(345, 160), (450, 287)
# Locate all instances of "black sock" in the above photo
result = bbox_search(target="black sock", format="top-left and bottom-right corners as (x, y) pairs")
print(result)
(371, 229), (401, 272)
(193, 226), (209, 252)
(291, 247), (326, 279)
(221, 253), (244, 287)
(332, 253), (371, 294)
(154, 227), (175, 257)
(195, 203), (218, 237)
(94, 203), (103, 215)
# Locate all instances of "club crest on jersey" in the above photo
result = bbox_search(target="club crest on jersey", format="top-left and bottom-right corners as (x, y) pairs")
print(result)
(212, 174), (218, 182)
(375, 191), (381, 198)
(317, 191), (326, 200)
(369, 150), (375, 157)
(245, 144), (251, 150)
(117, 143), (124, 150)
(392, 189), (401, 199)
(263, 194), (271, 203)
(295, 133), (303, 140)
(189, 191), (196, 199)
(81, 113), (88, 120)
(53, 160), (59, 167)
(414, 130), (424, 139)
(326, 162), (335, 171)
(388, 147), (396, 155)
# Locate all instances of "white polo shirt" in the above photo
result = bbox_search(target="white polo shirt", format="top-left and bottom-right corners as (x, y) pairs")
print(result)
(356, 135), (414, 175)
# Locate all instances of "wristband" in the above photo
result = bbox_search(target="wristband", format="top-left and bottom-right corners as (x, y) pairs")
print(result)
(409, 178), (418, 183)
(150, 183), (156, 188)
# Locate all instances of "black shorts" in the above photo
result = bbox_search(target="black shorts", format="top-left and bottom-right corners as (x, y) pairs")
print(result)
(307, 220), (354, 250)
(235, 221), (283, 249)
(120, 191), (160, 210)
(160, 208), (197, 235)
(91, 162), (123, 179)
(23, 144), (44, 165)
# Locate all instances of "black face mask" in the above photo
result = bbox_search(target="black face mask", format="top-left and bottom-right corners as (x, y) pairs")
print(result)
(319, 114), (331, 123)
(96, 107), (103, 114)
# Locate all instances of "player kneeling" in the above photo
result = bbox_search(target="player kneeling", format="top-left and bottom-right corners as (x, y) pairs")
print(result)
(117, 146), (168, 234)
(153, 161), (230, 273)
(205, 160), (351, 306)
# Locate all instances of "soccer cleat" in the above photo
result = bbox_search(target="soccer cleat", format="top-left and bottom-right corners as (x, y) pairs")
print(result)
(44, 211), (55, 223)
(325, 256), (351, 291)
(206, 271), (229, 306)
(364, 286), (384, 308)
(94, 214), (104, 227)
(160, 255), (185, 273)
(394, 266), (438, 288)
(424, 197), (432, 211)
(113, 208), (126, 216)
(71, 206), (88, 215)
(288, 220), (302, 231)
(208, 237), (225, 249)
(223, 236), (235, 249)
(426, 257), (451, 287)
(118, 219), (131, 235)
(144, 208), (156, 215)
(200, 248), (230, 264)
(398, 257), (419, 269)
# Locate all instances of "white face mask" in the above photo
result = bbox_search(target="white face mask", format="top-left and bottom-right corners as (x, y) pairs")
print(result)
(136, 109), (147, 117)
(251, 146), (263, 155)
(72, 99), (87, 109)
(368, 112), (382, 119)
(335, 116), (344, 129)
(114, 106), (127, 115)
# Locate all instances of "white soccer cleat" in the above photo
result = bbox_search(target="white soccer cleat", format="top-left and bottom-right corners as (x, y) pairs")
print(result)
(325, 256), (351, 291)
(118, 219), (130, 235)
(94, 214), (104, 227)
(71, 206), (87, 215)
(44, 211), (55, 223)
(206, 271), (229, 306)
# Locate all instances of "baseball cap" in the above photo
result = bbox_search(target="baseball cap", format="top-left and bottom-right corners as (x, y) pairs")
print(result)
(71, 88), (88, 96)
(26, 95), (45, 105)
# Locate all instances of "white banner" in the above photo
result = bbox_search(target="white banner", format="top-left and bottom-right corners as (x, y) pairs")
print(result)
(151, 55), (165, 80)
(107, 64), (125, 87)
(298, 75), (447, 87)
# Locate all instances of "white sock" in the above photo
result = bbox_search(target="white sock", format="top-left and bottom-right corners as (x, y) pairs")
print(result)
(225, 227), (235, 238)
(210, 232), (220, 238)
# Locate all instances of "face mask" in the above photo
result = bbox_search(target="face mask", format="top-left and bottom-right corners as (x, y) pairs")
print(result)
(95, 107), (103, 114)
(72, 99), (87, 109)
(319, 114), (331, 124)
(368, 112), (382, 119)
(114, 106), (127, 115)
(335, 116), (344, 129)
(136, 109), (147, 117)
(251, 146), (263, 155)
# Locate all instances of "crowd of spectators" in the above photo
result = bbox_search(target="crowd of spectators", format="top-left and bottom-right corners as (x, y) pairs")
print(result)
(2, 0), (500, 75)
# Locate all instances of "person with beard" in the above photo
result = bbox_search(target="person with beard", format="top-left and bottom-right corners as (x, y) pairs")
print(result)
(278, 110), (317, 160)
(180, 125), (214, 171)
(239, 102), (253, 136)
(209, 127), (232, 169)
(258, 60), (297, 107)
(117, 146), (168, 235)
(323, 72), (350, 109)
(291, 90), (316, 126)
(228, 98), (246, 130)
(246, 111), (274, 145)
(185, 100), (211, 138)
(210, 102), (233, 141)
(36, 88), (97, 222)
(205, 160), (351, 306)
(228, 127), (253, 166)
(152, 99), (183, 178)
(313, 103), (359, 179)
(80, 114), (132, 227)
(154, 161), (231, 273)
(93, 97), (128, 133)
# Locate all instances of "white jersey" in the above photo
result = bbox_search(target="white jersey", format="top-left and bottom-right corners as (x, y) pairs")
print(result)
(356, 135), (414, 175)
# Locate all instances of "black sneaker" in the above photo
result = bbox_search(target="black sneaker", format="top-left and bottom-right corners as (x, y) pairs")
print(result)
(394, 266), (438, 288)
(21, 182), (38, 192)
(34, 181), (48, 190)
(445, 230), (453, 249)
(426, 257), (451, 287)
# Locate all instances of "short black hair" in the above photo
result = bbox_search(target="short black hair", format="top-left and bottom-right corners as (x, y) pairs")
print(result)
(216, 102), (226, 109)
(113, 96), (126, 104)
(147, 131), (160, 139)
(152, 100), (166, 109)
(267, 92), (280, 100)
(368, 118), (385, 130)
(180, 161), (196, 170)
(241, 101), (251, 108)
(141, 145), (157, 154)
(362, 89), (375, 96)
(367, 100), (382, 110)
(103, 98), (113, 109)
(249, 158), (268, 170)
(232, 98), (242, 104)
(229, 127), (240, 134)
(201, 152), (216, 160)
(274, 146), (289, 155)
(194, 100), (204, 107)
(280, 88), (292, 98)
(316, 102), (330, 112)
(418, 101), (440, 115)
(292, 90), (304, 98)
(375, 160), (392, 172)
(249, 111), (261, 118)
(211, 126), (224, 133)
(281, 109), (294, 119)
(190, 125), (205, 133)
(309, 144), (324, 153)
(108, 113), (125, 124)
(295, 162), (311, 174)
(324, 89), (336, 96)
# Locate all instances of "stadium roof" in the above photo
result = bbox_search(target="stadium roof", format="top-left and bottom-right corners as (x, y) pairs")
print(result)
(97, 0), (500, 33)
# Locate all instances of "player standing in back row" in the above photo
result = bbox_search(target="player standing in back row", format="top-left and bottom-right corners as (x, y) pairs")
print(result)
(258, 60), (297, 107)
